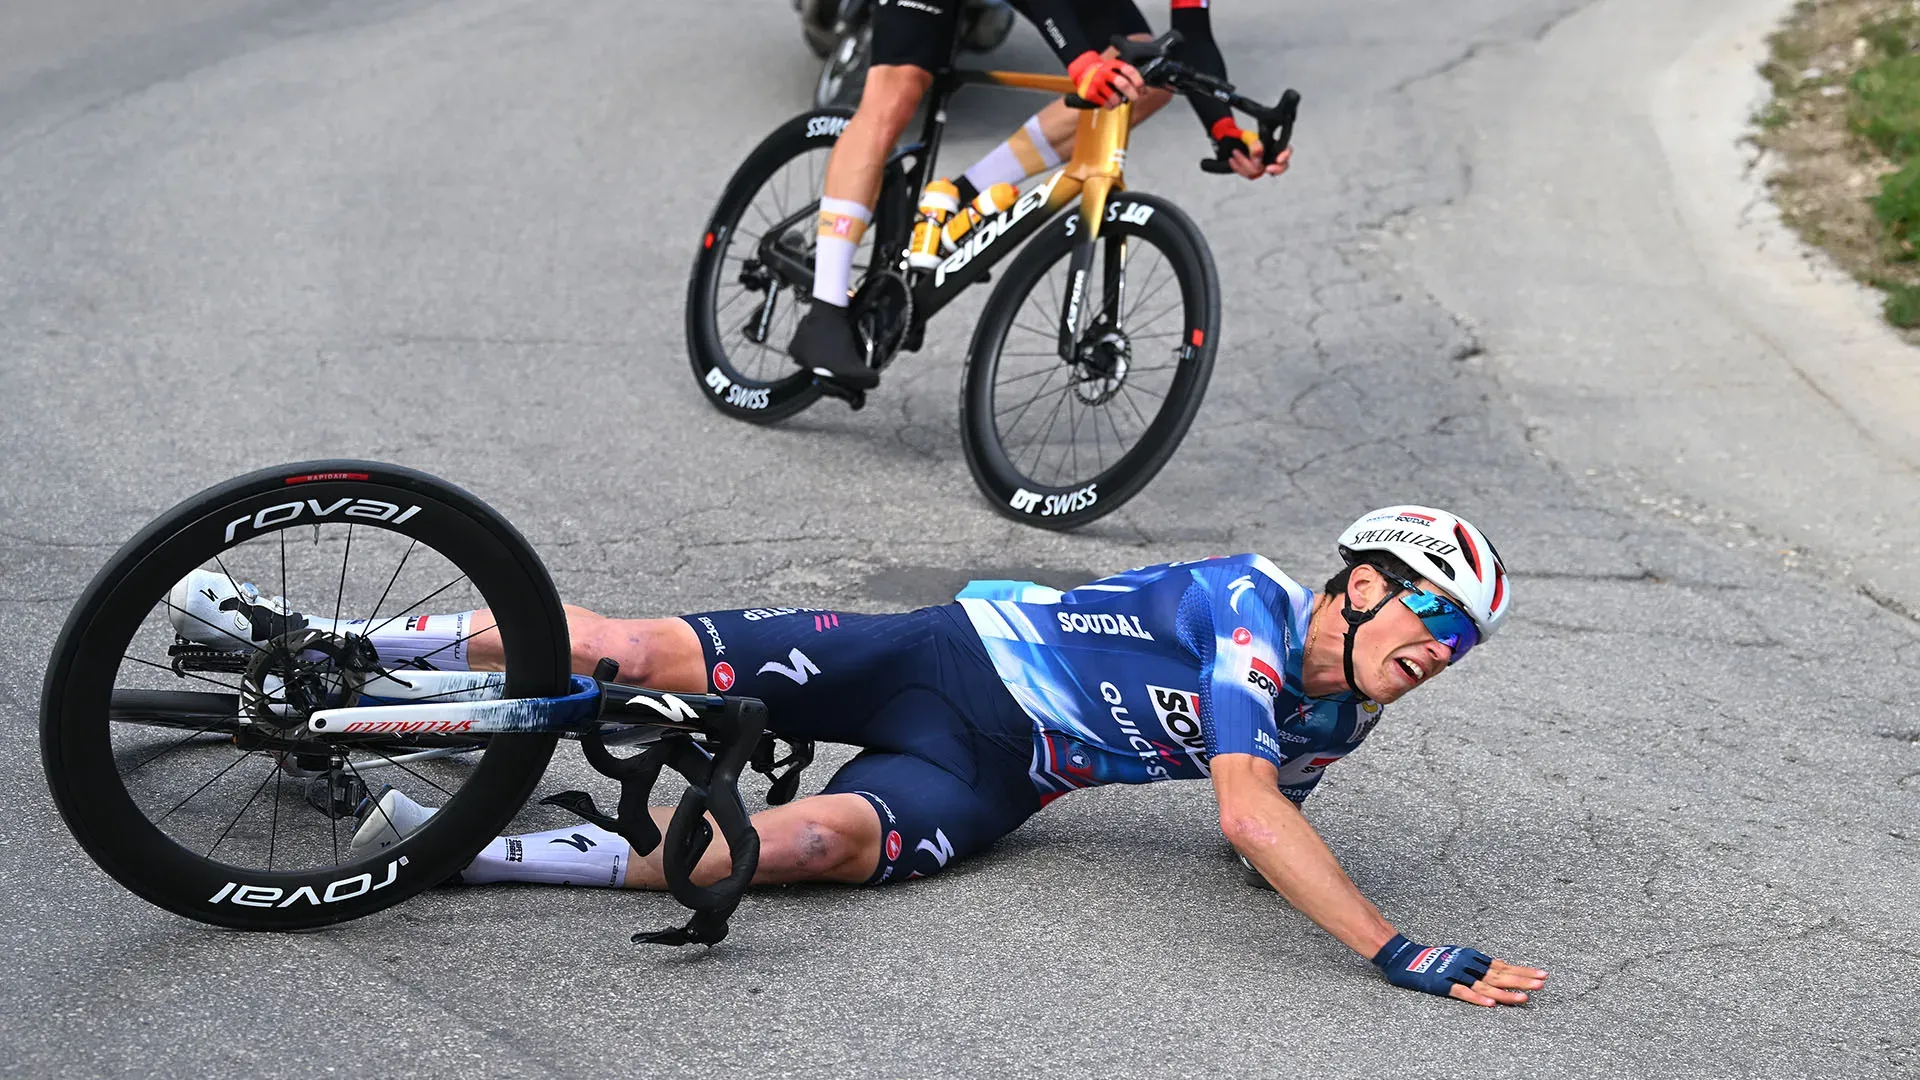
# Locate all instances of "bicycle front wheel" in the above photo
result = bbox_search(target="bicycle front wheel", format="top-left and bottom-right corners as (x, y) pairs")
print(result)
(39, 461), (570, 930)
(960, 192), (1220, 530)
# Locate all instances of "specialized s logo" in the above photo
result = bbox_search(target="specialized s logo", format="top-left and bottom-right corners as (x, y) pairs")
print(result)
(758, 648), (820, 685)
(1227, 575), (1255, 612)
(1246, 657), (1282, 699)
(916, 829), (954, 868)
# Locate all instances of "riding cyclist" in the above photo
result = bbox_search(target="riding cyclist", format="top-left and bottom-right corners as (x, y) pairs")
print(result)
(172, 506), (1548, 1007)
(788, 0), (1291, 391)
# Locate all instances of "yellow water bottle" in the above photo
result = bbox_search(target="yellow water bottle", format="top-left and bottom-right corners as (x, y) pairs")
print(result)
(908, 178), (961, 269)
(941, 182), (1018, 252)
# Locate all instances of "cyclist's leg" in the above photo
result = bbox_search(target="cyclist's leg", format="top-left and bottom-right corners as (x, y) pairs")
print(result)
(461, 607), (708, 690)
(1028, 0), (1169, 150)
(791, 1), (956, 385)
(620, 791), (883, 887)
(954, 1), (1168, 197)
(619, 748), (1040, 888)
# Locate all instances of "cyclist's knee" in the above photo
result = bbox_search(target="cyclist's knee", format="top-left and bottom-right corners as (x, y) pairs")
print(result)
(567, 613), (703, 691)
(857, 64), (933, 131)
(757, 795), (880, 884)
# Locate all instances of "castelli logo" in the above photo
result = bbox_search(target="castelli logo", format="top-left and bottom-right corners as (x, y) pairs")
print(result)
(1232, 627), (1252, 645)
(885, 830), (902, 861)
(711, 662), (735, 691)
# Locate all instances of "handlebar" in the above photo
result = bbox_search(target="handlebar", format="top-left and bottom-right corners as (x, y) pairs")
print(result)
(1068, 30), (1300, 175)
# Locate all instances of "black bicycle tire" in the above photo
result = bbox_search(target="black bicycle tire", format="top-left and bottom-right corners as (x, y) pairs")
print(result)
(685, 108), (862, 425)
(959, 192), (1220, 530)
(40, 460), (569, 931)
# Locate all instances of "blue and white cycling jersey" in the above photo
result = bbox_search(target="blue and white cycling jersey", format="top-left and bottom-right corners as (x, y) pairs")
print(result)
(955, 554), (1383, 805)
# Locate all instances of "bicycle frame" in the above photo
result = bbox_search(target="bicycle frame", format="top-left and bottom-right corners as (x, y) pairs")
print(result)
(882, 68), (1138, 359)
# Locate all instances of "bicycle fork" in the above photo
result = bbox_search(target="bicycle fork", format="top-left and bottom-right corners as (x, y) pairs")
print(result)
(1056, 104), (1132, 362)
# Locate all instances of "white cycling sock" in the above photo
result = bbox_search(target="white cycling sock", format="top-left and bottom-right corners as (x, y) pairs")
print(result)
(962, 114), (1061, 193)
(297, 611), (479, 670)
(812, 195), (872, 306)
(459, 823), (631, 888)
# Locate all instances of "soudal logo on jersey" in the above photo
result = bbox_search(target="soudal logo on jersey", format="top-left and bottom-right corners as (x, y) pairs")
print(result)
(1056, 611), (1156, 640)
(1146, 684), (1210, 773)
(1246, 656), (1282, 699)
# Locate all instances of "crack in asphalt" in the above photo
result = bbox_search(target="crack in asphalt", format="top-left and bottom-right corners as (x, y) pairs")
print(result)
(1859, 584), (1920, 628)
(1387, 0), (1605, 95)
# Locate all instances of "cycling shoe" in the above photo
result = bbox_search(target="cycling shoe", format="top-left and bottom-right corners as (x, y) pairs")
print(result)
(788, 302), (879, 389)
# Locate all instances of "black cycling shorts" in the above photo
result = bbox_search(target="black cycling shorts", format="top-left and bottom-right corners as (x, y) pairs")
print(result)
(678, 604), (1041, 884)
(872, 0), (1152, 73)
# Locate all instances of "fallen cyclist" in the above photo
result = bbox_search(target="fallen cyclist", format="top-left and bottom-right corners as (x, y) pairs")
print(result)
(172, 505), (1547, 1006)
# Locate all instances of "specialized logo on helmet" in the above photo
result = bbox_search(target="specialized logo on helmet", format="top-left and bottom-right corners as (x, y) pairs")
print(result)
(1346, 527), (1458, 557)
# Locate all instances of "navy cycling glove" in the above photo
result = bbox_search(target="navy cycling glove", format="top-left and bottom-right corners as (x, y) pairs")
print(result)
(1372, 934), (1492, 997)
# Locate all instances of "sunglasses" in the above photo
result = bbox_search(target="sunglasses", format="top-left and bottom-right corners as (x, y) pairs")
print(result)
(1386, 577), (1481, 664)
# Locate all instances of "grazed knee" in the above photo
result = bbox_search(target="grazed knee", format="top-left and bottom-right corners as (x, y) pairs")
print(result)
(769, 815), (866, 881)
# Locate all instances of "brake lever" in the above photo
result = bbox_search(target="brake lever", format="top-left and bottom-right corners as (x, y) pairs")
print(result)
(1198, 88), (1301, 175)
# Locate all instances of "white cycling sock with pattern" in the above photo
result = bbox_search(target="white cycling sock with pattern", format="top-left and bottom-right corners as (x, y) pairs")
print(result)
(961, 114), (1062, 193)
(295, 611), (479, 670)
(458, 823), (630, 888)
(811, 195), (872, 306)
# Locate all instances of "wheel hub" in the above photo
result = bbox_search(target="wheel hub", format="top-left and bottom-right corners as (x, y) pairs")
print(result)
(241, 628), (377, 733)
(1072, 324), (1132, 406)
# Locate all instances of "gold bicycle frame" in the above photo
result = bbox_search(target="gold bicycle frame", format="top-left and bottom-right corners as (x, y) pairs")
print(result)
(961, 70), (1133, 243)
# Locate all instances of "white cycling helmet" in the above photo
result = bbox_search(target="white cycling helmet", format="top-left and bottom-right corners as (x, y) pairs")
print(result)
(1336, 505), (1510, 639)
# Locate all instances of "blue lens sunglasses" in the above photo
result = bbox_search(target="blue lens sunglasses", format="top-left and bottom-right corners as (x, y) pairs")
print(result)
(1385, 576), (1481, 664)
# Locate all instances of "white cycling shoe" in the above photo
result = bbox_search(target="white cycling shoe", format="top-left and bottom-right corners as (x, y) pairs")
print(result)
(166, 568), (306, 648)
(348, 786), (439, 858)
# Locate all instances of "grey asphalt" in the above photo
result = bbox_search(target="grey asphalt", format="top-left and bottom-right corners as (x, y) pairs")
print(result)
(2, 0), (1915, 1077)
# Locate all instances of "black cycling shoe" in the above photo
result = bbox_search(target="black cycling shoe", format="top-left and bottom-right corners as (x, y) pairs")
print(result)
(788, 302), (879, 390)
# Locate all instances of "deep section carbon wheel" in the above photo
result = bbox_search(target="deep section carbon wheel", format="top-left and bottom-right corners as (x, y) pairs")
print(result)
(39, 461), (570, 930)
(960, 193), (1220, 530)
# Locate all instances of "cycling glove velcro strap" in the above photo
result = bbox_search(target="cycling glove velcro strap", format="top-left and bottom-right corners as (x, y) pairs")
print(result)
(1373, 934), (1494, 997)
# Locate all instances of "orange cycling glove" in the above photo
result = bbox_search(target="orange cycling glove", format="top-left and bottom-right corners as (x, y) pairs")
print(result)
(1210, 116), (1259, 165)
(1068, 51), (1129, 107)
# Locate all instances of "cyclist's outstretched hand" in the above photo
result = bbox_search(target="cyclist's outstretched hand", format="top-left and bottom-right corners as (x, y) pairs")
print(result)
(1068, 52), (1144, 106)
(1210, 119), (1292, 180)
(1372, 935), (1549, 1007)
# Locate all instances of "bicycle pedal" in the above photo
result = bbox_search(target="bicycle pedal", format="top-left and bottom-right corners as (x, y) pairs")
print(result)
(814, 377), (867, 411)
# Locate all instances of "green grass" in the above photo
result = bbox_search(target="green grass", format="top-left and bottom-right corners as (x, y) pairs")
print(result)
(1876, 279), (1920, 326)
(1851, 55), (1920, 157)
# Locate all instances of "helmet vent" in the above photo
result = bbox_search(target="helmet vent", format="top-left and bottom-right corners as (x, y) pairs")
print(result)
(1453, 524), (1483, 579)
(1424, 552), (1456, 580)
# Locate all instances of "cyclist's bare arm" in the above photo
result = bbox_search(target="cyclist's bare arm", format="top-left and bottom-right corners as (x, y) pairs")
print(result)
(1212, 751), (1400, 957)
(1214, 753), (1546, 1006)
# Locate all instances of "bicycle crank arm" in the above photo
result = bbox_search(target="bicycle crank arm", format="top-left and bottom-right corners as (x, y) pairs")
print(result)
(307, 674), (603, 735)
